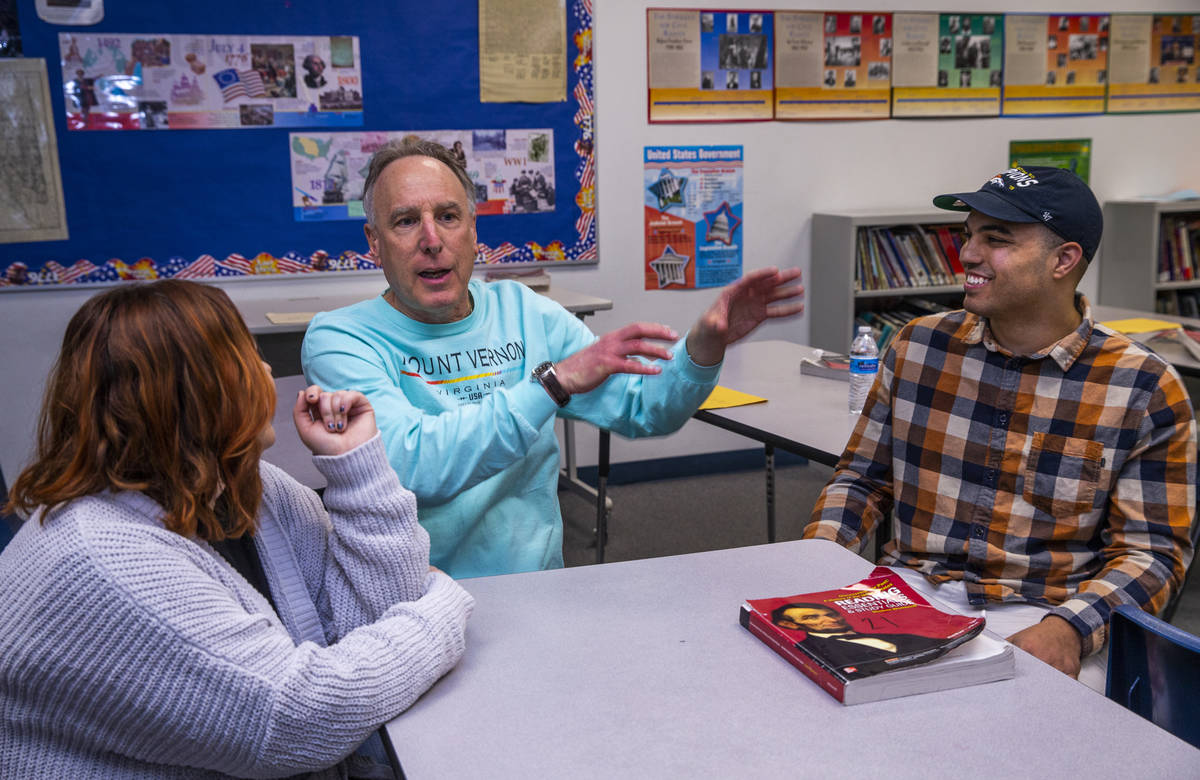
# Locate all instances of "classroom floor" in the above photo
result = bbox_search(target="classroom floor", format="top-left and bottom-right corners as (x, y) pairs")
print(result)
(559, 461), (1200, 637)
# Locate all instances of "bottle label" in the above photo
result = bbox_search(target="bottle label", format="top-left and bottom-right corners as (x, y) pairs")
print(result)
(849, 358), (878, 375)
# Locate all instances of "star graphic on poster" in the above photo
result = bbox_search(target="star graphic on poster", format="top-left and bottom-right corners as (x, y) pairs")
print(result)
(703, 201), (741, 245)
(648, 169), (687, 211)
(649, 245), (690, 288)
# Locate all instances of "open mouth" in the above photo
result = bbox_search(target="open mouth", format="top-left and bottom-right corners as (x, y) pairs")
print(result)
(419, 269), (451, 280)
(964, 273), (990, 289)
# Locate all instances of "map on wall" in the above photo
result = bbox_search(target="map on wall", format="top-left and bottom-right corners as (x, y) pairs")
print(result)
(0, 58), (68, 248)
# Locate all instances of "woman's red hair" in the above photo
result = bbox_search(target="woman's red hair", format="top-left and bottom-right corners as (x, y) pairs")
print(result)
(7, 280), (276, 540)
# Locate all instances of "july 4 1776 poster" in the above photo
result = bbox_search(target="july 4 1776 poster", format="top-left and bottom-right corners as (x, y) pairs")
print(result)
(644, 145), (743, 290)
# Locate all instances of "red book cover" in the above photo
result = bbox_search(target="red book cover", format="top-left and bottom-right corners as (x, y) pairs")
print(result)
(740, 566), (989, 703)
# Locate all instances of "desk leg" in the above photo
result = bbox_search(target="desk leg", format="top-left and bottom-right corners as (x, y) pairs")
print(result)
(556, 308), (615, 555)
(557, 420), (614, 549)
(595, 431), (610, 564)
(765, 443), (776, 543)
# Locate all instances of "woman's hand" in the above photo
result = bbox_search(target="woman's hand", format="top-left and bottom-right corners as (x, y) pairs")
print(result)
(292, 385), (377, 456)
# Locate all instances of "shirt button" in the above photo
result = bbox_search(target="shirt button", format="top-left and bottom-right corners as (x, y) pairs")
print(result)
(973, 526), (985, 538)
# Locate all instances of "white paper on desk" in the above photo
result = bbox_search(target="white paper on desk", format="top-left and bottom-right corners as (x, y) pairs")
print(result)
(266, 312), (317, 325)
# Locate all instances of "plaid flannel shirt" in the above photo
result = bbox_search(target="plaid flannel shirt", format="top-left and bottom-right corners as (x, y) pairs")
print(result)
(806, 297), (1196, 656)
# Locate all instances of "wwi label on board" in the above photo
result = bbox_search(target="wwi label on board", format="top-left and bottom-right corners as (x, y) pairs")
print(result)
(59, 33), (363, 130)
(290, 129), (555, 221)
(644, 145), (743, 290)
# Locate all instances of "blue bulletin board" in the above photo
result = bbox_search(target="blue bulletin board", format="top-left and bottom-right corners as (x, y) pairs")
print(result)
(0, 0), (596, 287)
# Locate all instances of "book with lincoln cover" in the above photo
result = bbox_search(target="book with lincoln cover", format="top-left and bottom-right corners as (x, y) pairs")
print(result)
(739, 566), (1013, 705)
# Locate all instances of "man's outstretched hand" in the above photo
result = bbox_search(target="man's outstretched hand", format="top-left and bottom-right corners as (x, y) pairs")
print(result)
(554, 322), (679, 395)
(686, 266), (805, 366)
(550, 267), (803, 399)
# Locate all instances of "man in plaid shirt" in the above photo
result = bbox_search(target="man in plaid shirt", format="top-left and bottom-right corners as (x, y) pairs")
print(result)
(806, 167), (1196, 691)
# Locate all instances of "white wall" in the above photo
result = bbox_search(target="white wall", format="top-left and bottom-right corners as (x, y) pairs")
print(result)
(3, 0), (1200, 480)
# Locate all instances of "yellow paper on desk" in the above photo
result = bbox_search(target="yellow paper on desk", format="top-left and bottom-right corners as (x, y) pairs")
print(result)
(699, 386), (767, 410)
(266, 311), (318, 325)
(1100, 318), (1183, 335)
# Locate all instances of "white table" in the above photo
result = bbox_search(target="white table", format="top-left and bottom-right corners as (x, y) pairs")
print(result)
(384, 538), (1199, 778)
(694, 340), (859, 540)
(1092, 303), (1200, 377)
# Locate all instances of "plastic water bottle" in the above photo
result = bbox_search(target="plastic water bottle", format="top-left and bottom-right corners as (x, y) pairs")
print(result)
(848, 325), (879, 414)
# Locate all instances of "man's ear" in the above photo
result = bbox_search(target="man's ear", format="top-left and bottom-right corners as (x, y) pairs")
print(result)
(363, 222), (378, 258)
(1051, 241), (1085, 281)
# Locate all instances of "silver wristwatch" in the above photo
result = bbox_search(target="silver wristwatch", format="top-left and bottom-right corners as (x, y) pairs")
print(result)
(531, 361), (570, 407)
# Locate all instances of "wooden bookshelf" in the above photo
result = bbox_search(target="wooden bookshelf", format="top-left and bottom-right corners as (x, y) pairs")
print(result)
(1098, 200), (1200, 314)
(811, 210), (966, 352)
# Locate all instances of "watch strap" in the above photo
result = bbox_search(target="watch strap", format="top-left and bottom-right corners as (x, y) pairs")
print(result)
(532, 361), (570, 407)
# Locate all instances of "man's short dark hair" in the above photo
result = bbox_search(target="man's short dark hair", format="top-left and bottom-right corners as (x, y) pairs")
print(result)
(362, 137), (476, 225)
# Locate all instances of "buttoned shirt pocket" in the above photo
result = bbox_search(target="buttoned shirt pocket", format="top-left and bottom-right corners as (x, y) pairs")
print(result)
(1022, 432), (1104, 517)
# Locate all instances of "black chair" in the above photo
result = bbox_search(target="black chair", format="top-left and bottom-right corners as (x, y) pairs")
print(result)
(1105, 603), (1200, 749)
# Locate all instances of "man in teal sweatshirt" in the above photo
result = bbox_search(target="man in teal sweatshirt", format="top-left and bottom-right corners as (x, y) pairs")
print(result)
(303, 137), (804, 577)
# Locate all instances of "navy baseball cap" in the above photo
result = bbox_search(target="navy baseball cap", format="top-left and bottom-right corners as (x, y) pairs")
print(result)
(932, 165), (1103, 261)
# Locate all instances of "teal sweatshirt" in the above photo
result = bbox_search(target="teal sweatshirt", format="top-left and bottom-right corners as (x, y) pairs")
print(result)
(302, 279), (720, 578)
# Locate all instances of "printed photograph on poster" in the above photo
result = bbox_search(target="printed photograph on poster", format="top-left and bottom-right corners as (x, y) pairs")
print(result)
(290, 129), (555, 221)
(644, 145), (742, 290)
(648, 10), (773, 122)
(58, 33), (363, 130)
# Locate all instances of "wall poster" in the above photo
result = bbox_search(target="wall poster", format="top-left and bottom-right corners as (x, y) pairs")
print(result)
(59, 33), (363, 130)
(648, 9), (773, 122)
(290, 129), (556, 221)
(1002, 14), (1109, 116)
(892, 12), (1002, 117)
(644, 145), (743, 290)
(775, 11), (892, 119)
(1107, 14), (1200, 113)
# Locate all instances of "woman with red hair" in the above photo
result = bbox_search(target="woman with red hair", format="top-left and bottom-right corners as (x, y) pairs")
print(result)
(0, 280), (473, 778)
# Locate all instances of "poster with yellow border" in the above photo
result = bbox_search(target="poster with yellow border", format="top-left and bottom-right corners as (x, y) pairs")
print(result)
(892, 12), (1001, 117)
(648, 8), (773, 122)
(1002, 14), (1108, 116)
(775, 11), (891, 120)
(1108, 13), (1200, 113)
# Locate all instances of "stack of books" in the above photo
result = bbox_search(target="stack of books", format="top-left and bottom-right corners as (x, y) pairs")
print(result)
(740, 566), (1014, 705)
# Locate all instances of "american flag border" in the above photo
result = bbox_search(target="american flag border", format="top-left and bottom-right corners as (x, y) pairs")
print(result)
(2, 0), (596, 288)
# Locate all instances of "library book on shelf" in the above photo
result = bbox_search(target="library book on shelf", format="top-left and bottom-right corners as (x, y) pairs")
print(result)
(740, 566), (1014, 705)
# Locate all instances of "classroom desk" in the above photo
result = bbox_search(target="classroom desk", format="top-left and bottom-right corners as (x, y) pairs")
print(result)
(384, 538), (1199, 778)
(1092, 303), (1200, 377)
(693, 339), (858, 540)
(245, 280), (615, 547)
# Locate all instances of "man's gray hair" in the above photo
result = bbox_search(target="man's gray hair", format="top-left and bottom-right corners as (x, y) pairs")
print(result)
(361, 136), (477, 225)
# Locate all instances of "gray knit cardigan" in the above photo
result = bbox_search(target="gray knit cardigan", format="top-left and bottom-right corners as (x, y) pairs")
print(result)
(0, 433), (474, 778)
